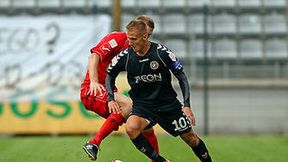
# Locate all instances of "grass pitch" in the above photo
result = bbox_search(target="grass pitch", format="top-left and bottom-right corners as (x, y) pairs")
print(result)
(0, 135), (287, 162)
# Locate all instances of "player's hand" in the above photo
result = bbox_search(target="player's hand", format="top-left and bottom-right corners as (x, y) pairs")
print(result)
(87, 81), (105, 96)
(182, 106), (196, 126)
(108, 100), (121, 114)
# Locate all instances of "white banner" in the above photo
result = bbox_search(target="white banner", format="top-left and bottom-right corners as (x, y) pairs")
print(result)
(0, 15), (111, 102)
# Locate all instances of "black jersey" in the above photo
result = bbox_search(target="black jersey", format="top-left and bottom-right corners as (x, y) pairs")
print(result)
(106, 42), (190, 108)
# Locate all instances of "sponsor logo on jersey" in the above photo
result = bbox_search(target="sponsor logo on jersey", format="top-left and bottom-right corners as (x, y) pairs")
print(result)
(135, 73), (162, 83)
(108, 39), (118, 48)
(150, 61), (159, 70)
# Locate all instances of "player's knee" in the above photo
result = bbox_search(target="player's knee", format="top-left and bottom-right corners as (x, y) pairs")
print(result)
(125, 123), (141, 138)
(125, 119), (143, 138)
(117, 99), (132, 119)
(120, 104), (132, 119)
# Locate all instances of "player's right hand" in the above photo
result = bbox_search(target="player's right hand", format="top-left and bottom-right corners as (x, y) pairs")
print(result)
(108, 100), (121, 114)
(182, 106), (196, 126)
(87, 81), (105, 96)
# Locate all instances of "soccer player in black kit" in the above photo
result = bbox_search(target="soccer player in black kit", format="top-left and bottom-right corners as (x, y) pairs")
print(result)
(106, 20), (212, 162)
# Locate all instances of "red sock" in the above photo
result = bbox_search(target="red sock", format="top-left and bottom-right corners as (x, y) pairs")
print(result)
(142, 129), (159, 162)
(89, 113), (125, 146)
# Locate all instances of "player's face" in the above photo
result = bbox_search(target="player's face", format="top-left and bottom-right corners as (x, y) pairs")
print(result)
(127, 30), (148, 54)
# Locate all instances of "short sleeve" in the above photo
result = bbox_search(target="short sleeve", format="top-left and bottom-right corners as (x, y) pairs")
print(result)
(90, 32), (127, 61)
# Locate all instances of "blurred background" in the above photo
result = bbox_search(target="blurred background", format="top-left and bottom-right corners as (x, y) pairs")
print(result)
(0, 0), (287, 136)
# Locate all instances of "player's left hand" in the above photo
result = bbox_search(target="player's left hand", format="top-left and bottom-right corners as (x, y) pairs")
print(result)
(108, 100), (121, 114)
(182, 106), (196, 126)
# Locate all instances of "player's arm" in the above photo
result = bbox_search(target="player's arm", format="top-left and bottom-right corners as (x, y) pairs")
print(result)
(106, 50), (127, 114)
(88, 33), (120, 96)
(106, 74), (116, 102)
(106, 73), (120, 114)
(162, 48), (191, 107)
(173, 70), (196, 125)
(173, 70), (190, 107)
(173, 70), (196, 126)
(87, 53), (105, 96)
(163, 48), (196, 125)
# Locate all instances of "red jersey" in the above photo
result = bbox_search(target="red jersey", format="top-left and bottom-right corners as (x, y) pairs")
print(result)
(82, 32), (129, 85)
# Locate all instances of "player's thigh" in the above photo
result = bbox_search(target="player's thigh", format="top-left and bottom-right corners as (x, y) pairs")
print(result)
(80, 85), (110, 118)
(114, 92), (132, 117)
(157, 108), (192, 137)
(126, 115), (149, 130)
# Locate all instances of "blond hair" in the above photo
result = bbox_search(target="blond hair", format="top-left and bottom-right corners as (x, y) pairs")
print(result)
(126, 20), (147, 35)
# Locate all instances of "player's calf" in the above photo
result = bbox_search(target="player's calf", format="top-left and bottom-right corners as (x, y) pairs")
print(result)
(131, 134), (168, 162)
(180, 131), (212, 162)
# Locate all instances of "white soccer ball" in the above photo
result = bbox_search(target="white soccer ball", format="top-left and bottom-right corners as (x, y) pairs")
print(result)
(112, 160), (122, 162)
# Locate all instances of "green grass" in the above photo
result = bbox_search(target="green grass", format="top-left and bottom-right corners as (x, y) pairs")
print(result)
(0, 135), (287, 162)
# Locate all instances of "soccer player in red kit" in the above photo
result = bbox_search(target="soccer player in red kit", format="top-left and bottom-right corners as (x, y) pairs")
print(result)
(81, 16), (159, 161)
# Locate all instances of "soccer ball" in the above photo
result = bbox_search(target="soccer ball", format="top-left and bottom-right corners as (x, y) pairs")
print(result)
(112, 160), (122, 162)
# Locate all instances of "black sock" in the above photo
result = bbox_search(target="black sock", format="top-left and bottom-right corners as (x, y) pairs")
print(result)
(192, 139), (212, 162)
(131, 134), (166, 162)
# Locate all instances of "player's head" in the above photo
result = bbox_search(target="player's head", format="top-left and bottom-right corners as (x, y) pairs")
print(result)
(126, 20), (149, 53)
(135, 15), (154, 37)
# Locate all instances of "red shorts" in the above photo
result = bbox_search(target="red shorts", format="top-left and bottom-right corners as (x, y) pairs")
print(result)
(80, 84), (110, 119)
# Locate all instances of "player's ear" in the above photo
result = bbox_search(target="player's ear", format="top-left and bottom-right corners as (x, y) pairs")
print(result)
(143, 33), (148, 40)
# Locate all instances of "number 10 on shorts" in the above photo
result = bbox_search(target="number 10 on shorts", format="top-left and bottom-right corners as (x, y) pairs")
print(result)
(172, 117), (190, 131)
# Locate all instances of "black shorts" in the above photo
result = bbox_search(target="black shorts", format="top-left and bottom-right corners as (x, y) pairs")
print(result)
(131, 100), (192, 137)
